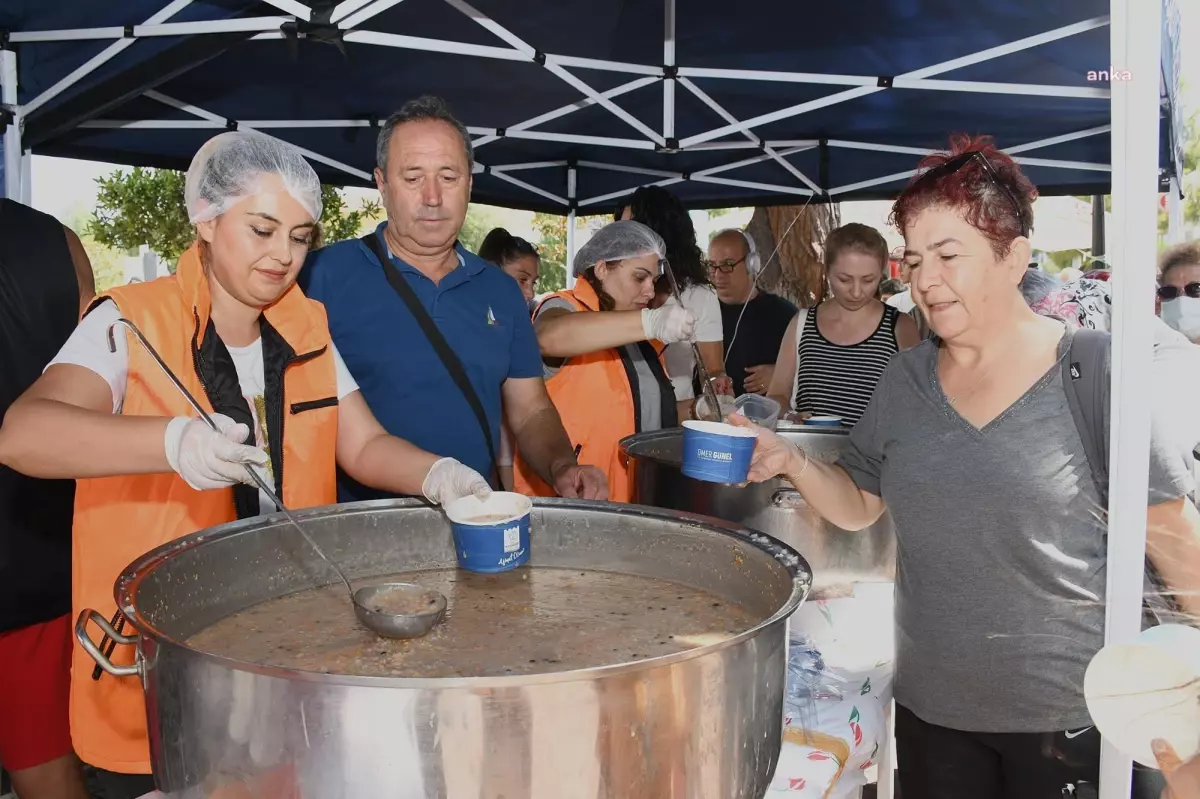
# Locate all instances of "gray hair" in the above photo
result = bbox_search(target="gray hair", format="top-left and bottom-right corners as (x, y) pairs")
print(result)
(375, 95), (474, 174)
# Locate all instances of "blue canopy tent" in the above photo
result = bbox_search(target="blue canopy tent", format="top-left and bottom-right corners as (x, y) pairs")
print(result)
(0, 3), (1186, 799)
(0, 0), (1184, 213)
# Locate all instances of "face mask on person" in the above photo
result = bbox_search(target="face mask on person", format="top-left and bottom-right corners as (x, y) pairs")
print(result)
(1160, 296), (1200, 339)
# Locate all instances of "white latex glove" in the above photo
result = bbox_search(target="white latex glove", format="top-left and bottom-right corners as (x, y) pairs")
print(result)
(641, 304), (696, 343)
(163, 414), (268, 491)
(422, 457), (492, 506)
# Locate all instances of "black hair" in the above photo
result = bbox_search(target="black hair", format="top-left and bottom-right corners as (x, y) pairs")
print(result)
(616, 185), (709, 290)
(377, 95), (473, 173)
(478, 227), (538, 267)
(879, 278), (905, 296)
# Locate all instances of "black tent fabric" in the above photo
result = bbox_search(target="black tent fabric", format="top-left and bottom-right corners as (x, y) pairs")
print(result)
(1, 0), (1184, 212)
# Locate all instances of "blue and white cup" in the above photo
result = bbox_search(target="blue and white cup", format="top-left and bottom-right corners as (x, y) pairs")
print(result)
(444, 491), (532, 573)
(805, 415), (843, 428)
(681, 420), (757, 484)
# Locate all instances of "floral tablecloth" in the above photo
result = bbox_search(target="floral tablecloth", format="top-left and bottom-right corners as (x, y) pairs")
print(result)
(767, 582), (895, 798)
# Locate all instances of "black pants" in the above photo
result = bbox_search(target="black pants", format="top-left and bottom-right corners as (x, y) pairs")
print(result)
(83, 765), (157, 799)
(895, 704), (1165, 799)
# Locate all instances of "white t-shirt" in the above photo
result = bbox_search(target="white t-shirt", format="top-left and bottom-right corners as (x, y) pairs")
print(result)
(49, 299), (359, 514)
(663, 283), (724, 401)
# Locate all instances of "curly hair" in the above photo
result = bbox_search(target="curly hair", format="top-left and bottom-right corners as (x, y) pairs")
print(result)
(1159, 241), (1200, 282)
(890, 134), (1037, 258)
(616, 185), (710, 290)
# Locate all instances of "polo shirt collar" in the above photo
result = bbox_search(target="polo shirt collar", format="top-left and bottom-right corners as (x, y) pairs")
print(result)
(375, 221), (480, 276)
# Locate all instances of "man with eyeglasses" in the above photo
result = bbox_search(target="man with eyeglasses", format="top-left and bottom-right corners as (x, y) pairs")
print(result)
(706, 229), (796, 396)
(1158, 241), (1200, 343)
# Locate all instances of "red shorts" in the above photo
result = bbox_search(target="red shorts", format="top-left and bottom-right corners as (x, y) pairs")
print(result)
(0, 614), (74, 770)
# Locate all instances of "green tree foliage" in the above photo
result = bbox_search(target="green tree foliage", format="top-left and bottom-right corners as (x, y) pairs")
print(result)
(531, 212), (610, 294)
(88, 167), (381, 266)
(458, 205), (499, 253)
(88, 168), (192, 263)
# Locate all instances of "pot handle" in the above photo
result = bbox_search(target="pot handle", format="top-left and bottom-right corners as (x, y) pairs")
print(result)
(771, 488), (807, 509)
(76, 609), (140, 677)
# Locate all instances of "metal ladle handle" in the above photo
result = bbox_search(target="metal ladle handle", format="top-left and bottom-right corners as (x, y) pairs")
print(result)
(660, 262), (725, 420)
(106, 318), (356, 600)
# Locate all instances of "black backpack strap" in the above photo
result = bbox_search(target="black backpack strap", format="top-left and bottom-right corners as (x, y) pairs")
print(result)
(1062, 328), (1110, 505)
(360, 233), (498, 487)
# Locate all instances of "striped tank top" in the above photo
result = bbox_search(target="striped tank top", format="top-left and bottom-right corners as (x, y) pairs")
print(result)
(791, 301), (901, 425)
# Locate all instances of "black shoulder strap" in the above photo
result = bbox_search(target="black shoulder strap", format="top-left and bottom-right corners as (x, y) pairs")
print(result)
(360, 234), (498, 486)
(1061, 328), (1110, 505)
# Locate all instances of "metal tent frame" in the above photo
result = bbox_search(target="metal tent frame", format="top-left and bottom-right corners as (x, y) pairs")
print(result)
(0, 2), (1184, 797)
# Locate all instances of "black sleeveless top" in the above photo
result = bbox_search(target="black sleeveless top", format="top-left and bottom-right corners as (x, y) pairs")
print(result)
(0, 199), (80, 632)
(791, 301), (901, 426)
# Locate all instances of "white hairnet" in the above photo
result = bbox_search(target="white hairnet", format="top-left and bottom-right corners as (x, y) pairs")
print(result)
(185, 131), (322, 224)
(573, 220), (665, 276)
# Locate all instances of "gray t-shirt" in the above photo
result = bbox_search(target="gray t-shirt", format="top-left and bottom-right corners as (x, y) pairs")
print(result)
(839, 325), (1196, 733)
(536, 297), (665, 432)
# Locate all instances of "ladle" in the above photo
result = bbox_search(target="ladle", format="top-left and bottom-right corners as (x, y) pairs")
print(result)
(106, 317), (445, 639)
(660, 260), (726, 420)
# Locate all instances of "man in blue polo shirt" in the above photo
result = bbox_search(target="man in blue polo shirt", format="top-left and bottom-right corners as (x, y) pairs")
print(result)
(301, 96), (606, 502)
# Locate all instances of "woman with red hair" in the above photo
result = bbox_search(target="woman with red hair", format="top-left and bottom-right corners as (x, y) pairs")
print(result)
(729, 135), (1200, 797)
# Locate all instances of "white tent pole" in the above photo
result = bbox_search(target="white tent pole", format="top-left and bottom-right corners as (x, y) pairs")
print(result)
(580, 178), (683, 207)
(19, 148), (31, 205)
(566, 167), (577, 290)
(21, 0), (195, 116)
(681, 15), (1109, 147)
(1099, 0), (1163, 795)
(487, 169), (567, 205)
(330, 0), (379, 25)
(487, 160), (570, 172)
(1, 49), (21, 201)
(440, 0), (664, 146)
(1167, 175), (1183, 244)
(663, 0), (675, 141)
(677, 76), (822, 192)
(144, 91), (373, 181)
(10, 16), (288, 42)
(577, 160), (681, 179)
(472, 77), (657, 149)
(259, 0), (311, 21)
(345, 30), (529, 61)
(1006, 125), (1112, 153)
(1012, 156), (1110, 172)
(339, 0), (410, 29)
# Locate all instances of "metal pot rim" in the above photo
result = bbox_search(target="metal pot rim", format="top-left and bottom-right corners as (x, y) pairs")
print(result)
(114, 498), (811, 689)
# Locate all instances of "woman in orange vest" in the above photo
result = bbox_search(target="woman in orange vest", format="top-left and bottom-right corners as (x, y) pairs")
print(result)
(513, 221), (695, 503)
(0, 132), (490, 798)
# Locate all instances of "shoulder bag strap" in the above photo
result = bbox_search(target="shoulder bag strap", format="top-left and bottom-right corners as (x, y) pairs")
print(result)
(1062, 328), (1110, 505)
(360, 234), (498, 486)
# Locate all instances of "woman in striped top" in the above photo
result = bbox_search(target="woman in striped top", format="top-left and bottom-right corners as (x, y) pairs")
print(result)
(767, 223), (919, 425)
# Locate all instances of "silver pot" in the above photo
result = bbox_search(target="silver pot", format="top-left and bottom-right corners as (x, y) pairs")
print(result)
(621, 425), (896, 594)
(78, 499), (810, 799)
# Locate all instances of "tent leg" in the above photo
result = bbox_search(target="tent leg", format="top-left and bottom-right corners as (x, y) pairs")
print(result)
(1, 48), (21, 202)
(1100, 0), (1163, 796)
(1091, 194), (1105, 261)
(1167, 175), (1183, 244)
(19, 150), (30, 205)
(565, 166), (578, 289)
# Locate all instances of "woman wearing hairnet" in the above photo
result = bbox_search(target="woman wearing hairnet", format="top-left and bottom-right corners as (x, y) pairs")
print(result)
(0, 131), (491, 797)
(512, 220), (695, 503)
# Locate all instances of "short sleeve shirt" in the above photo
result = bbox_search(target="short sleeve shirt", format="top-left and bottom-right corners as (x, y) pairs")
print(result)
(838, 324), (1196, 732)
(299, 223), (543, 497)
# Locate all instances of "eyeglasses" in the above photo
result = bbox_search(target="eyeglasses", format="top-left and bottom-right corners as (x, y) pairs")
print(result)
(1157, 283), (1200, 301)
(706, 257), (746, 274)
(908, 150), (1031, 238)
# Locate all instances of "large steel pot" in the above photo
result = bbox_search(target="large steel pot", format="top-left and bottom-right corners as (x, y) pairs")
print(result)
(78, 499), (810, 799)
(621, 425), (896, 594)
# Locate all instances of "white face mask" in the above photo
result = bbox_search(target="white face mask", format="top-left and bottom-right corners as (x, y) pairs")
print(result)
(1160, 296), (1200, 339)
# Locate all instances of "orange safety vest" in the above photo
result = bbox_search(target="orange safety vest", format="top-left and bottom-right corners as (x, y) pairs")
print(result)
(70, 244), (339, 775)
(512, 279), (672, 503)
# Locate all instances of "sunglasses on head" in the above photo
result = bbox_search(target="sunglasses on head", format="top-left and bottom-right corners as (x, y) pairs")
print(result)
(1157, 283), (1200, 301)
(909, 150), (1031, 238)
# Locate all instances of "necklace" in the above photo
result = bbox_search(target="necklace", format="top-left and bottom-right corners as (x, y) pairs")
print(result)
(940, 349), (997, 406)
